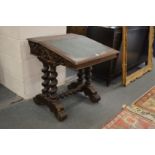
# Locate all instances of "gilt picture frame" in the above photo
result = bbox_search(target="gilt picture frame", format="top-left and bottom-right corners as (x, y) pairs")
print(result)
(122, 26), (154, 86)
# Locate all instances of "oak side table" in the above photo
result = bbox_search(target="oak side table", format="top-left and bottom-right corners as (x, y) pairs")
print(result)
(28, 34), (119, 121)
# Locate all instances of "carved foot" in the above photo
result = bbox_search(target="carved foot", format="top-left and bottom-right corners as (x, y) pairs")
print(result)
(33, 94), (67, 121)
(49, 101), (67, 121)
(89, 93), (101, 103)
(33, 94), (47, 105)
(55, 110), (67, 121)
(83, 85), (101, 103)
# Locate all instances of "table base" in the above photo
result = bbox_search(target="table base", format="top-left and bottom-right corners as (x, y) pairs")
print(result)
(33, 67), (101, 121)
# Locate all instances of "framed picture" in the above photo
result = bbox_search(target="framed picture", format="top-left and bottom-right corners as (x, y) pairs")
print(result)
(122, 26), (154, 86)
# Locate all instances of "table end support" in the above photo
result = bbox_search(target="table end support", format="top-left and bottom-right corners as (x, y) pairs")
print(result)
(33, 94), (67, 121)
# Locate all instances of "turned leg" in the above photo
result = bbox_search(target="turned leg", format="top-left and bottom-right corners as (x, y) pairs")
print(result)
(77, 69), (84, 84)
(83, 67), (101, 103)
(42, 63), (50, 97)
(68, 69), (84, 90)
(33, 61), (50, 105)
(85, 67), (92, 86)
(33, 61), (67, 121)
(48, 64), (67, 121)
(49, 64), (58, 100)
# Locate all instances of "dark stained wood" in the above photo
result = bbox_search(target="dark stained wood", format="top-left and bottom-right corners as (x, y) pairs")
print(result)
(28, 34), (119, 121)
(67, 68), (100, 103)
(106, 58), (118, 86)
(67, 26), (88, 35)
(68, 69), (84, 90)
(28, 34), (119, 69)
(34, 94), (67, 121)
(83, 67), (101, 103)
(33, 59), (67, 121)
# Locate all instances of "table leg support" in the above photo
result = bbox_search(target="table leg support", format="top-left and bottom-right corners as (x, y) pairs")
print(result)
(33, 62), (67, 121)
(34, 62), (50, 105)
(68, 69), (84, 90)
(48, 64), (67, 121)
(83, 67), (101, 103)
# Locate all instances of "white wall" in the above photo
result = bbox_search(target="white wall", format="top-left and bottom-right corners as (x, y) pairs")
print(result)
(0, 26), (66, 99)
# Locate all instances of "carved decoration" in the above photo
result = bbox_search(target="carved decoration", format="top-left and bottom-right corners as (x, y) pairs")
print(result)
(28, 39), (101, 121)
(41, 62), (50, 97)
(83, 67), (101, 103)
(29, 41), (65, 66)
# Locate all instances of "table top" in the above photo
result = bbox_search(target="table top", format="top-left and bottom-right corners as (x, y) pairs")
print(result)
(28, 34), (119, 68)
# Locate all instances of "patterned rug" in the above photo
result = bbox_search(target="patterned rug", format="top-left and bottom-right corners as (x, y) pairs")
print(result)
(103, 87), (155, 129)
(133, 87), (155, 113)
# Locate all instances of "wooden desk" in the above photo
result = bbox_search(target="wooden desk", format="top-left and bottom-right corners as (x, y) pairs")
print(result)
(28, 34), (119, 121)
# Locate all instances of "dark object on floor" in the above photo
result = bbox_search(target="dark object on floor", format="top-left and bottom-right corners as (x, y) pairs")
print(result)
(28, 34), (118, 121)
(67, 26), (149, 86)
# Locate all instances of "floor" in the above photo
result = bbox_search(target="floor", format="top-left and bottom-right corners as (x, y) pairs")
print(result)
(0, 85), (23, 111)
(0, 63), (155, 129)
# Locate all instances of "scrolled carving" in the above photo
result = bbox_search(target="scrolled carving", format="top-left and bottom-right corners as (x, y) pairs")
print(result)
(28, 41), (65, 66)
(28, 38), (101, 121)
(28, 41), (40, 55)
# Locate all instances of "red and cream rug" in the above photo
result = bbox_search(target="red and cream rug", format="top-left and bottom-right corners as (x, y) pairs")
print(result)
(103, 87), (155, 129)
